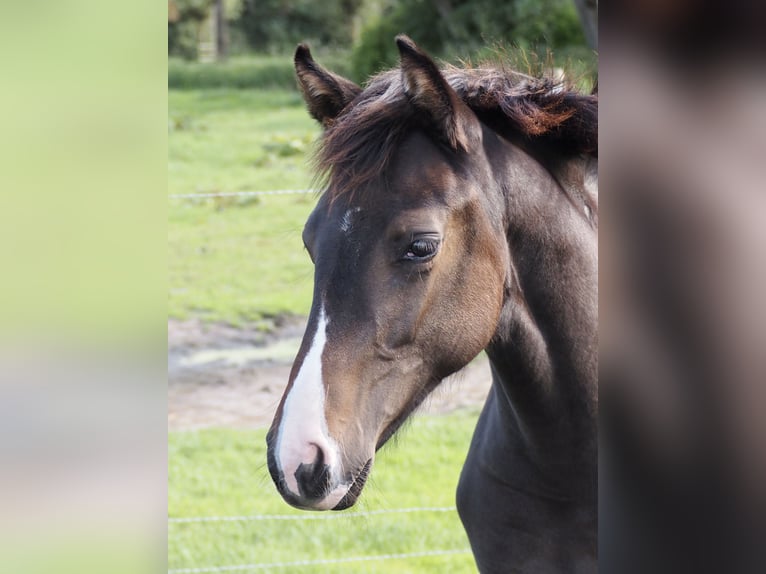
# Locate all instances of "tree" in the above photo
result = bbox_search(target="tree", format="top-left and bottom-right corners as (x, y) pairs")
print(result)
(215, 0), (229, 60)
(168, 0), (215, 60)
(572, 0), (597, 49)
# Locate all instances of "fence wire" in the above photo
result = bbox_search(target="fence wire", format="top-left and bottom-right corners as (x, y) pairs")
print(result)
(169, 505), (458, 524)
(168, 548), (472, 573)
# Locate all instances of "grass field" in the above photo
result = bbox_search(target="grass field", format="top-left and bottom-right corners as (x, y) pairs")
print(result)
(168, 410), (481, 573)
(168, 89), (320, 324)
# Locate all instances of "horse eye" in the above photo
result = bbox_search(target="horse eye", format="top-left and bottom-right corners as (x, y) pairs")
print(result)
(405, 238), (440, 261)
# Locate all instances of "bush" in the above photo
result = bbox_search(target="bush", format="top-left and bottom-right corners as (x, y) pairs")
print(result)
(350, 0), (587, 81)
(168, 21), (201, 61)
(238, 0), (362, 54)
(351, 0), (443, 82)
(168, 54), (352, 90)
(512, 0), (585, 49)
(168, 0), (215, 60)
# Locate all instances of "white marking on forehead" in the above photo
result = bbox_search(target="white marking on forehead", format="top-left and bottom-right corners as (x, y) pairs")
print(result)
(275, 305), (338, 496)
(340, 207), (362, 233)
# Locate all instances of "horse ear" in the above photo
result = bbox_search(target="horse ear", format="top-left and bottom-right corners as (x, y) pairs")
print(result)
(395, 35), (472, 151)
(294, 44), (362, 128)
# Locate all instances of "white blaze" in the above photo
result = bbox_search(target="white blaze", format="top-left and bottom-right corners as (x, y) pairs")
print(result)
(275, 306), (340, 500)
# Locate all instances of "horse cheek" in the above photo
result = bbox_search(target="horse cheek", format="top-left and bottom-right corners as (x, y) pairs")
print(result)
(430, 258), (504, 375)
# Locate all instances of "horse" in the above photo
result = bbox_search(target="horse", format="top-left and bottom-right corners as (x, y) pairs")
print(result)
(266, 35), (598, 573)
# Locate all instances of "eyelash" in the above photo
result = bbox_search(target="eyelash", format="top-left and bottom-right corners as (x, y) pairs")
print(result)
(403, 237), (440, 262)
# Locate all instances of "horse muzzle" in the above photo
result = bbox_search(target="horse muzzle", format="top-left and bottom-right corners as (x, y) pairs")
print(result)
(266, 428), (372, 510)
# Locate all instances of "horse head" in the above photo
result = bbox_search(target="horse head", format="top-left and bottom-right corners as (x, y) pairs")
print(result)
(266, 37), (511, 510)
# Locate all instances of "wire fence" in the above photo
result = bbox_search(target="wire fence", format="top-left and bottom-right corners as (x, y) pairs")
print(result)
(168, 505), (457, 524)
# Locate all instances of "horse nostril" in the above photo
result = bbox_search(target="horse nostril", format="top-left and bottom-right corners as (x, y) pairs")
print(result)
(294, 443), (332, 501)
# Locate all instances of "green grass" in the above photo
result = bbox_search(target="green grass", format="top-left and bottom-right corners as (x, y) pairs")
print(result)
(169, 90), (319, 196)
(169, 54), (353, 90)
(168, 410), (480, 573)
(168, 89), (320, 323)
(169, 56), (298, 90)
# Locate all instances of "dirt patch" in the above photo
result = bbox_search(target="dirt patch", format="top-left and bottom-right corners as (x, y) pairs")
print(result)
(168, 318), (492, 431)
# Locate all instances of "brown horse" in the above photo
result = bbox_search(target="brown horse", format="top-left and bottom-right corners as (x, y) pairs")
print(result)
(266, 36), (598, 573)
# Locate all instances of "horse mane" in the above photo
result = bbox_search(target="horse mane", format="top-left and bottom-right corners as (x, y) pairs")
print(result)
(314, 63), (598, 202)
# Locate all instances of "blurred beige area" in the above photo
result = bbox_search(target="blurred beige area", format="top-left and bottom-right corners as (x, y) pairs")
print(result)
(600, 17), (766, 572)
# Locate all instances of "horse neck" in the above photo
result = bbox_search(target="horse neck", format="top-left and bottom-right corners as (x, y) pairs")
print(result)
(485, 140), (598, 489)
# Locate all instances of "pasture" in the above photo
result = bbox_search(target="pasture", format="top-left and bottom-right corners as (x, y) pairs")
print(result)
(168, 411), (480, 573)
(168, 88), (319, 325)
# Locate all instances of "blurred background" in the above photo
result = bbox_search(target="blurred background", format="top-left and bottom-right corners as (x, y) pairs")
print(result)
(168, 0), (596, 83)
